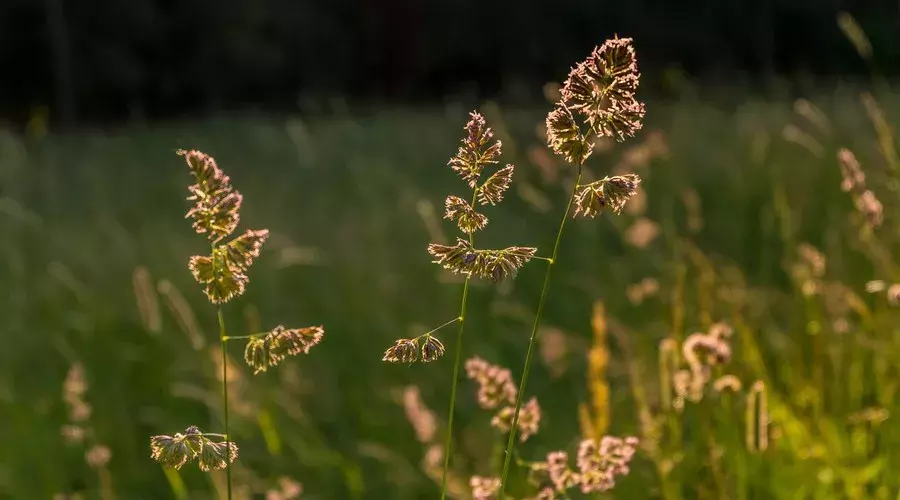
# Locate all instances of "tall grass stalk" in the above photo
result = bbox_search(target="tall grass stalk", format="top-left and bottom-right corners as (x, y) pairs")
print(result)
(381, 112), (536, 497)
(216, 307), (233, 500)
(439, 189), (479, 499)
(149, 150), (325, 495)
(497, 36), (646, 495)
(498, 164), (583, 492)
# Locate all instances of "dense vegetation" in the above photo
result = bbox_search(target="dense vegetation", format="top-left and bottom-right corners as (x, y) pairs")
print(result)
(3, 77), (900, 497)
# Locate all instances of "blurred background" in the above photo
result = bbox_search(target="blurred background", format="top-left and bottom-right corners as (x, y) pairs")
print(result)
(3, 0), (900, 498)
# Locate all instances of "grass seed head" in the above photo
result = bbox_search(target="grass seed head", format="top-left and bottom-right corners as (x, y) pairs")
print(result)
(428, 238), (536, 282)
(149, 426), (203, 470)
(444, 195), (488, 234)
(560, 37), (645, 142)
(189, 253), (248, 304)
(383, 338), (420, 364)
(449, 112), (502, 188)
(197, 438), (239, 472)
(179, 150), (243, 242)
(573, 174), (642, 218)
(223, 229), (270, 271)
(420, 336), (446, 362)
(477, 164), (515, 205)
(244, 325), (325, 374)
(546, 105), (593, 164)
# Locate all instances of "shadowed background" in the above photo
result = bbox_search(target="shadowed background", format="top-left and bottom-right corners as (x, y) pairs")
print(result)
(2, 1), (900, 499)
(1, 0), (899, 126)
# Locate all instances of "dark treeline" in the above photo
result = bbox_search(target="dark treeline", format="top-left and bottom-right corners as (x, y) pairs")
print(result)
(1, 0), (897, 126)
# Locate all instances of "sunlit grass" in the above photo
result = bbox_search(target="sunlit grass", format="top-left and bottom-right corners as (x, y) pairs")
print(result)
(2, 86), (900, 497)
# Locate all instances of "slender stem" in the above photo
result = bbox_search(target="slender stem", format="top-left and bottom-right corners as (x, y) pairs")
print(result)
(508, 253), (553, 262)
(440, 188), (480, 499)
(222, 332), (266, 341)
(216, 307), (233, 500)
(498, 166), (583, 495)
(439, 276), (470, 498)
(415, 316), (462, 341)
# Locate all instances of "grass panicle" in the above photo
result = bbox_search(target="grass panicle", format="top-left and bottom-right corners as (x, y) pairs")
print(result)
(379, 111), (537, 499)
(498, 36), (646, 496)
(148, 151), (325, 499)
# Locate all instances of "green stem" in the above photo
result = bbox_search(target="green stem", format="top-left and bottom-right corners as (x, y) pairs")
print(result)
(222, 332), (266, 341)
(498, 165), (583, 495)
(439, 276), (471, 499)
(440, 188), (480, 499)
(216, 307), (233, 500)
(510, 253), (553, 262)
(416, 316), (462, 341)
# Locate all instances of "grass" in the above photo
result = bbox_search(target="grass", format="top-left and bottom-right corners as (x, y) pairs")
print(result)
(2, 85), (900, 498)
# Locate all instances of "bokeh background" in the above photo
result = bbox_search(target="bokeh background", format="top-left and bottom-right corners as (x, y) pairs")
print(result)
(3, 1), (900, 498)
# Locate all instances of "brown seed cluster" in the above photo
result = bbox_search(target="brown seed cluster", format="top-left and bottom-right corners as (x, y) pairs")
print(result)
(478, 165), (516, 206)
(188, 229), (270, 304)
(182, 149), (243, 242)
(427, 238), (537, 283)
(465, 357), (542, 442)
(382, 335), (446, 364)
(449, 112), (503, 188)
(573, 174), (642, 218)
(244, 325), (325, 374)
(150, 425), (238, 471)
(385, 113), (536, 366)
(444, 195), (487, 234)
(431, 112), (535, 282)
(180, 150), (272, 304)
(546, 106), (592, 165)
(562, 38), (644, 143)
(546, 37), (646, 167)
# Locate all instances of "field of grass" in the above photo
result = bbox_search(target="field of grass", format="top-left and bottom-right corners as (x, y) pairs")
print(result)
(3, 85), (900, 499)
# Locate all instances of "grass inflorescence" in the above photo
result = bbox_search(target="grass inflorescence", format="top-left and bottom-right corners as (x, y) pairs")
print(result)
(148, 150), (325, 498)
(14, 13), (900, 500)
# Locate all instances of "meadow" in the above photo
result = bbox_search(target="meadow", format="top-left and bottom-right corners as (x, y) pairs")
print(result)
(2, 82), (900, 499)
